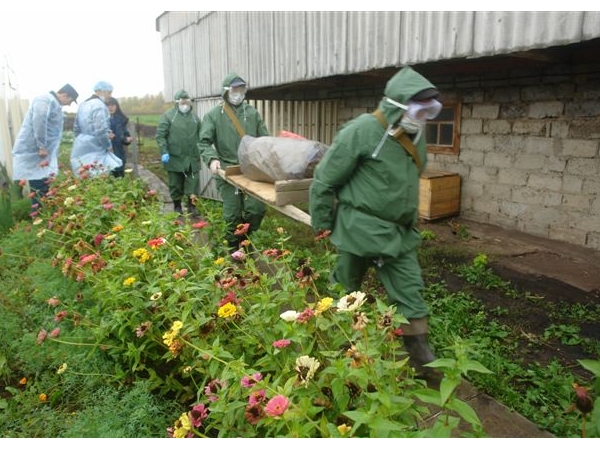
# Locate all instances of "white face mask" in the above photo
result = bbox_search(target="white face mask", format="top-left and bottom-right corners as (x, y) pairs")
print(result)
(228, 92), (245, 106)
(178, 104), (191, 114)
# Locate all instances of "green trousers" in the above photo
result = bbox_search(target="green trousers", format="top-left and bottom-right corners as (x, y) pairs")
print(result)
(168, 170), (200, 202)
(332, 249), (428, 320)
(215, 177), (266, 246)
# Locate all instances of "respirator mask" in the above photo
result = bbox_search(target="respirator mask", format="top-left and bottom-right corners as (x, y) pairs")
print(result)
(386, 97), (442, 142)
(226, 85), (247, 106)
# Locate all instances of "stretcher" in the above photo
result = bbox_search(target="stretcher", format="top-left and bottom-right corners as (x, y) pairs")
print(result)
(218, 166), (312, 226)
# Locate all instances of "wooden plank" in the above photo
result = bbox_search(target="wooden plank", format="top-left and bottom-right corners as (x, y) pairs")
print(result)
(218, 166), (312, 226)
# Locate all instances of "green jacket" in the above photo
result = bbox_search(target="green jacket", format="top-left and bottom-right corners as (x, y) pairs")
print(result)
(199, 72), (269, 169)
(309, 66), (437, 258)
(155, 106), (202, 172)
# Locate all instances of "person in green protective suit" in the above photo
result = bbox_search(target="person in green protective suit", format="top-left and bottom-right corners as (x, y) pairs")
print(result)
(309, 66), (443, 380)
(156, 89), (202, 216)
(199, 73), (270, 250)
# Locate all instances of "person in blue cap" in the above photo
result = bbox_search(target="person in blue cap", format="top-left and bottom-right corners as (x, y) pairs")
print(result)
(11, 83), (79, 211)
(71, 81), (123, 177)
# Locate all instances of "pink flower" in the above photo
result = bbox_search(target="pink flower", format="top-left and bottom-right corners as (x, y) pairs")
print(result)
(231, 250), (246, 261)
(272, 339), (291, 348)
(192, 221), (208, 229)
(296, 307), (314, 323)
(102, 203), (114, 210)
(54, 310), (68, 322)
(234, 222), (250, 236)
(264, 395), (289, 417)
(50, 327), (60, 338)
(47, 297), (61, 307)
(248, 389), (266, 406)
(173, 268), (188, 280)
(189, 403), (209, 428)
(93, 234), (104, 247)
(37, 329), (48, 345)
(241, 373), (263, 388)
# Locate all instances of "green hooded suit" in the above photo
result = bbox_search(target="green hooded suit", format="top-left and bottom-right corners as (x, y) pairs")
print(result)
(309, 66), (437, 319)
(155, 93), (202, 207)
(199, 72), (270, 248)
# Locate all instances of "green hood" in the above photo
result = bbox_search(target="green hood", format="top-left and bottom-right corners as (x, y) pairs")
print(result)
(378, 66), (438, 126)
(221, 72), (245, 98)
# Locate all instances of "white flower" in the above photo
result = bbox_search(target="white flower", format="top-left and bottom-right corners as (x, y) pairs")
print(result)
(67, 184), (77, 191)
(64, 197), (74, 207)
(295, 355), (320, 386)
(32, 218), (43, 226)
(336, 291), (367, 312)
(280, 310), (300, 322)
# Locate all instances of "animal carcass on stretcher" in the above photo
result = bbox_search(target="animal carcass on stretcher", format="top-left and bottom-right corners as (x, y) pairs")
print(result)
(218, 135), (329, 225)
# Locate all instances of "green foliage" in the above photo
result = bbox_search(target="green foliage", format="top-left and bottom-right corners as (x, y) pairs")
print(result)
(0, 166), (485, 438)
(457, 253), (512, 292)
(1, 158), (598, 438)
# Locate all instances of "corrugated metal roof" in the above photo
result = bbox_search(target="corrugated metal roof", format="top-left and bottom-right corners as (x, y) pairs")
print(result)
(158, 11), (600, 99)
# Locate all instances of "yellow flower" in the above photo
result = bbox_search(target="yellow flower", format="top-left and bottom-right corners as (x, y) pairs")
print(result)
(112, 224), (124, 232)
(337, 423), (352, 436)
(123, 277), (136, 286)
(163, 330), (175, 346)
(173, 412), (191, 438)
(39, 393), (47, 402)
(19, 377), (27, 385)
(214, 257), (225, 266)
(64, 197), (74, 206)
(218, 302), (237, 318)
(163, 321), (183, 346)
(133, 248), (150, 263)
(57, 363), (68, 374)
(315, 297), (333, 315)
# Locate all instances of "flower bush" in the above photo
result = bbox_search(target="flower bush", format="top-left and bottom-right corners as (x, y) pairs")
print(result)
(18, 165), (489, 438)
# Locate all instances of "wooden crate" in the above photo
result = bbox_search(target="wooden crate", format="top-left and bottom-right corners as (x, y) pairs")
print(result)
(419, 170), (461, 220)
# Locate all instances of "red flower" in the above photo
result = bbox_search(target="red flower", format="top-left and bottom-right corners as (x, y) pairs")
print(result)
(234, 222), (250, 236)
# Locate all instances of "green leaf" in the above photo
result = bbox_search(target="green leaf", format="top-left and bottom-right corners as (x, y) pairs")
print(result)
(439, 377), (461, 405)
(463, 360), (493, 374)
(447, 397), (482, 426)
(578, 359), (600, 377)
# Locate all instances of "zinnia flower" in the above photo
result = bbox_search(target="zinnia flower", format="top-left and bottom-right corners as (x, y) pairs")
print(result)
(272, 339), (291, 348)
(37, 329), (48, 345)
(315, 297), (333, 315)
(280, 310), (300, 322)
(46, 297), (60, 307)
(217, 302), (237, 318)
(264, 395), (290, 417)
(241, 373), (263, 388)
(336, 291), (367, 312)
(295, 355), (320, 386)
(234, 222), (250, 236)
(189, 403), (209, 428)
(123, 276), (136, 286)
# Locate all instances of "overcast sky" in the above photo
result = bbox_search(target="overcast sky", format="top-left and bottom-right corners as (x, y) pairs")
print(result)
(0, 4), (164, 105)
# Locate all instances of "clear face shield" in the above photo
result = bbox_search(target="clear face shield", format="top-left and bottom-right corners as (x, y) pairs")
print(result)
(225, 85), (247, 105)
(385, 97), (442, 121)
(385, 97), (443, 143)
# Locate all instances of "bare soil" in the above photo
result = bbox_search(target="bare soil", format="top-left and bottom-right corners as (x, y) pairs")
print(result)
(420, 218), (600, 381)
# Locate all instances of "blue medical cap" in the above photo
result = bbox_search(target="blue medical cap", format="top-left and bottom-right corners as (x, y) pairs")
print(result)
(93, 81), (113, 92)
